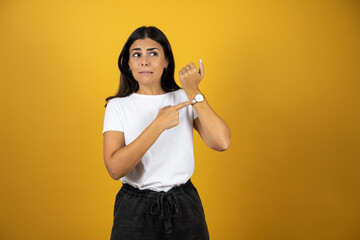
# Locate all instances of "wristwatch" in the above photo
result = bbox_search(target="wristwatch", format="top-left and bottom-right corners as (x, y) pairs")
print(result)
(191, 93), (204, 104)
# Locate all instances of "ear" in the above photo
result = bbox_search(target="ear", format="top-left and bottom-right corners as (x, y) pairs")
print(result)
(164, 58), (169, 68)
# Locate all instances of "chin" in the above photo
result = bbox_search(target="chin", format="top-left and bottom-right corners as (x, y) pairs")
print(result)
(135, 75), (160, 85)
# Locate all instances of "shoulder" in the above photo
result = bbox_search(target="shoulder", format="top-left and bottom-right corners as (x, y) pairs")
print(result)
(106, 98), (120, 108)
(106, 95), (133, 108)
(105, 98), (124, 113)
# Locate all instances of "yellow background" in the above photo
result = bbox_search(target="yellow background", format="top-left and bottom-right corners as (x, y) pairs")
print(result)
(1, 0), (359, 239)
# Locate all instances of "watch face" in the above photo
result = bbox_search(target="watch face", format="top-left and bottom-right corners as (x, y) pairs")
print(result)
(195, 94), (204, 102)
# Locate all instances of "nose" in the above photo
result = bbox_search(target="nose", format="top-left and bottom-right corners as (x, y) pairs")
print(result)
(141, 55), (150, 66)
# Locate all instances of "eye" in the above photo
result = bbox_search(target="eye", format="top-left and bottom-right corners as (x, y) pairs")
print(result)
(149, 52), (158, 57)
(132, 52), (141, 57)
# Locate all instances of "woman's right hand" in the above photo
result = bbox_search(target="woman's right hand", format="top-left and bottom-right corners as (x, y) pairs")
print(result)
(154, 100), (192, 131)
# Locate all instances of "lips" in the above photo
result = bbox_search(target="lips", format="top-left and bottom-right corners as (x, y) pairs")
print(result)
(139, 71), (153, 74)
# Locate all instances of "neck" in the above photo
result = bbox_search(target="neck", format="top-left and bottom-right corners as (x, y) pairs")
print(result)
(136, 84), (166, 95)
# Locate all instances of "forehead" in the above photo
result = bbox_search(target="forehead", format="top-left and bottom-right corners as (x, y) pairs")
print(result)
(129, 38), (164, 51)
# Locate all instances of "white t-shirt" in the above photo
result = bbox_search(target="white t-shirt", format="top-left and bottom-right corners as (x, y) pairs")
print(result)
(102, 89), (198, 192)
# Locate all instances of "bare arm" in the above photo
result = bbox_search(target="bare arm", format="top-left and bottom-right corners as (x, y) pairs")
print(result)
(179, 60), (231, 151)
(103, 101), (192, 180)
(103, 122), (162, 180)
(191, 94), (231, 151)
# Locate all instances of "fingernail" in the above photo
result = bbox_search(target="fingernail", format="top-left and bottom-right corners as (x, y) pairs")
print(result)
(199, 58), (202, 64)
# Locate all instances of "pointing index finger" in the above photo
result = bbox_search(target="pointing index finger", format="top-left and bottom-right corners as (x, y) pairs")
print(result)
(173, 100), (192, 111)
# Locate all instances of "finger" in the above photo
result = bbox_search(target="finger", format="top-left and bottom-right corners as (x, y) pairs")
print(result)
(162, 105), (171, 109)
(188, 62), (196, 71)
(173, 100), (192, 111)
(199, 59), (204, 78)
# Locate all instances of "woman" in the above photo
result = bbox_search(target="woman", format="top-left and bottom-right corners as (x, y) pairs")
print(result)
(103, 26), (231, 240)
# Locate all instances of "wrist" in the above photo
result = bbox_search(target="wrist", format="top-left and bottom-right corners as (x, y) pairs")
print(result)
(184, 88), (201, 101)
(150, 118), (165, 135)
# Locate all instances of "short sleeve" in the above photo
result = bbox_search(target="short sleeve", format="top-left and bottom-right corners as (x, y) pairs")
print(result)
(102, 100), (124, 135)
(192, 106), (198, 120)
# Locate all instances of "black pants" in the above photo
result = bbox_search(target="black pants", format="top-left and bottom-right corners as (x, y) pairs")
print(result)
(110, 179), (209, 240)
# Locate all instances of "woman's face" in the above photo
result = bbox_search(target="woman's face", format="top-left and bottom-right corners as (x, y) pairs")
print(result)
(128, 38), (168, 87)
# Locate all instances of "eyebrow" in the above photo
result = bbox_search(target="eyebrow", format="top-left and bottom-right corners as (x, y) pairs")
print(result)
(131, 47), (160, 52)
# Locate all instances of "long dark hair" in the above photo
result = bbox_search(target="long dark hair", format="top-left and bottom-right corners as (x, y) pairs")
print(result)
(104, 26), (180, 107)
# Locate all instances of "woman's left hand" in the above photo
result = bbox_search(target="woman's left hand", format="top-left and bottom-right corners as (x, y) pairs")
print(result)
(178, 59), (204, 96)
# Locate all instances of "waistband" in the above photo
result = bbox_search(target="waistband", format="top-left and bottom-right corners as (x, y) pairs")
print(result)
(120, 179), (194, 234)
(121, 179), (193, 199)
